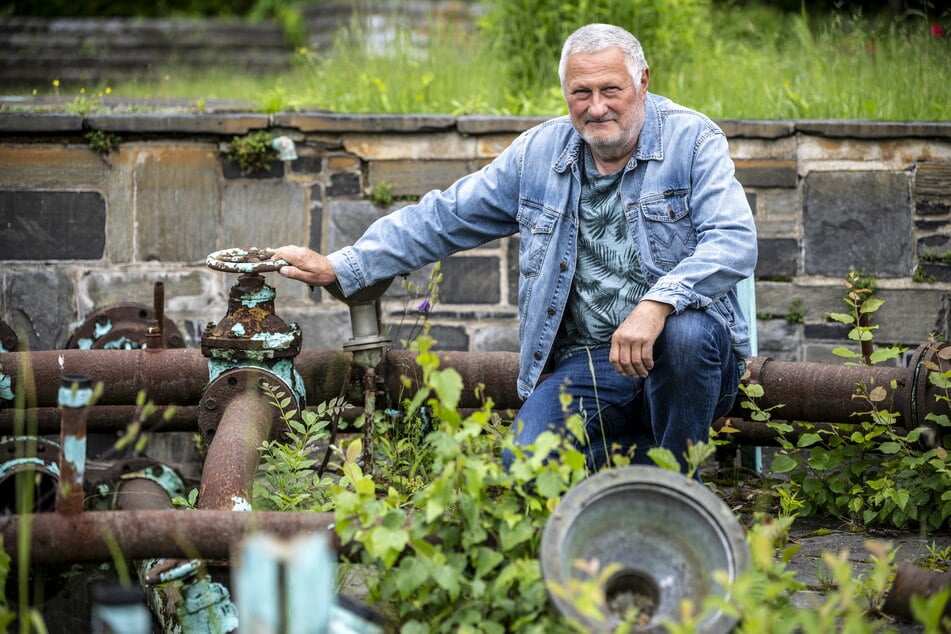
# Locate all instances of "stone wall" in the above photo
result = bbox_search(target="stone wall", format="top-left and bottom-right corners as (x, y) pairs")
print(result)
(0, 112), (949, 366)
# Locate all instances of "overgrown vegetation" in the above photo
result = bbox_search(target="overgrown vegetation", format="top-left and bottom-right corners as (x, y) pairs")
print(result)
(218, 130), (277, 174)
(742, 272), (951, 531)
(11, 2), (948, 120)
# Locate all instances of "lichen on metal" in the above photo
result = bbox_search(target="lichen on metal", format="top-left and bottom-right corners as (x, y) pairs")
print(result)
(103, 336), (144, 350)
(205, 247), (288, 274)
(0, 455), (61, 479)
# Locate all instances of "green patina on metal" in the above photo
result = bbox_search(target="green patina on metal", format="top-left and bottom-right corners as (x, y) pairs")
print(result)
(0, 372), (13, 401)
(249, 331), (296, 349)
(206, 358), (305, 404)
(0, 455), (61, 479)
(240, 284), (275, 309)
(230, 323), (246, 336)
(94, 319), (113, 339)
(58, 383), (94, 408)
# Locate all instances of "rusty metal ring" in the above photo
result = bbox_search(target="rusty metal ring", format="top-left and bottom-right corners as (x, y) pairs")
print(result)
(206, 247), (289, 273)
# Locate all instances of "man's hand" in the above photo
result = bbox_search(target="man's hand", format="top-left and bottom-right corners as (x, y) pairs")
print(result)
(270, 245), (337, 287)
(609, 300), (674, 377)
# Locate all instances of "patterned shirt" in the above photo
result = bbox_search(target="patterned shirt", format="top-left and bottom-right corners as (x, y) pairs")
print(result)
(556, 146), (648, 362)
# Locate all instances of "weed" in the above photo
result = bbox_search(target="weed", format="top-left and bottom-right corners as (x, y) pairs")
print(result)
(219, 131), (277, 175)
(369, 181), (394, 207)
(85, 130), (120, 158)
(786, 297), (805, 324)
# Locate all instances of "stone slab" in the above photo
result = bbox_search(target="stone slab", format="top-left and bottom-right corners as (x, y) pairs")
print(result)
(0, 190), (105, 259)
(0, 112), (83, 133)
(86, 113), (269, 135)
(803, 171), (912, 277)
(133, 145), (220, 262)
(368, 159), (488, 196)
(755, 237), (799, 278)
(0, 145), (106, 188)
(439, 255), (500, 304)
(0, 268), (75, 350)
(275, 113), (456, 133)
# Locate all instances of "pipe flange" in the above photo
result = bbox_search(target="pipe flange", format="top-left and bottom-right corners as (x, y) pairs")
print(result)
(66, 304), (185, 350)
(908, 341), (951, 445)
(198, 368), (299, 445)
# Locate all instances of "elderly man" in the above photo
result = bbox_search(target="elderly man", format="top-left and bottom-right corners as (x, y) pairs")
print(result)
(273, 23), (757, 473)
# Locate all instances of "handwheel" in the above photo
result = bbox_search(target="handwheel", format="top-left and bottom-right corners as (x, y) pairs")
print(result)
(205, 247), (289, 273)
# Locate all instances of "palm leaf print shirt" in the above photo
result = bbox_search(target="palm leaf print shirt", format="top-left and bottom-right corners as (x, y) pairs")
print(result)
(555, 146), (649, 362)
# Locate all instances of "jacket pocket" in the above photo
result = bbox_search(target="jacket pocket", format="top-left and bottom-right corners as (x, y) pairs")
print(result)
(517, 200), (558, 277)
(640, 190), (696, 270)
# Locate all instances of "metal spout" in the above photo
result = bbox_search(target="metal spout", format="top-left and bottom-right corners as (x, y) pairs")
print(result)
(271, 136), (297, 161)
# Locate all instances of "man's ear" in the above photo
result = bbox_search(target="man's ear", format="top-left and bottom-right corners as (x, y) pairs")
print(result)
(640, 68), (651, 93)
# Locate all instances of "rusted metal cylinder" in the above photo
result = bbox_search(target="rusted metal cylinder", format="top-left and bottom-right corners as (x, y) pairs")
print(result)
(0, 405), (200, 433)
(115, 477), (176, 512)
(198, 389), (275, 511)
(1, 509), (337, 564)
(732, 357), (915, 428)
(56, 374), (93, 515)
(882, 562), (951, 622)
(0, 349), (209, 407)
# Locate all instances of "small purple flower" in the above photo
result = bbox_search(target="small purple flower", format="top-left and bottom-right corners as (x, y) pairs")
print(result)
(417, 298), (431, 314)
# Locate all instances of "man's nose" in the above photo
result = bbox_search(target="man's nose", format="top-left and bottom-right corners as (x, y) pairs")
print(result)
(588, 92), (609, 116)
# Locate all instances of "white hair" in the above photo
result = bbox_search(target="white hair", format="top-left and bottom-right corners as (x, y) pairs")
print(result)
(558, 24), (649, 88)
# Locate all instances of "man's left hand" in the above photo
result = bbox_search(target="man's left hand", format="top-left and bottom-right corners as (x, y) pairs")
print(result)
(609, 300), (674, 377)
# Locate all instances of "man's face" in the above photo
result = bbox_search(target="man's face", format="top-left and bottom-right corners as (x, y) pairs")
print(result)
(563, 47), (649, 167)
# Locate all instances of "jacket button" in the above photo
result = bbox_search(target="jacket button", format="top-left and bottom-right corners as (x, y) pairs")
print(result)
(560, 261), (567, 271)
(547, 306), (555, 316)
(533, 351), (542, 360)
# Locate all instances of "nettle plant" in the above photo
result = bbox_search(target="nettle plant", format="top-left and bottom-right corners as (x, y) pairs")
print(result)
(746, 272), (951, 530)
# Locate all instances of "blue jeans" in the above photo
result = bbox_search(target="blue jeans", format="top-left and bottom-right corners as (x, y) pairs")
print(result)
(504, 309), (740, 474)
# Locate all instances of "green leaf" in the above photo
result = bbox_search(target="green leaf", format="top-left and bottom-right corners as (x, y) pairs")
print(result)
(878, 441), (902, 454)
(770, 453), (798, 473)
(859, 297), (885, 314)
(827, 312), (854, 324)
(797, 432), (822, 448)
(647, 446), (681, 472)
(368, 523), (409, 569)
(832, 346), (862, 358)
(430, 368), (463, 410)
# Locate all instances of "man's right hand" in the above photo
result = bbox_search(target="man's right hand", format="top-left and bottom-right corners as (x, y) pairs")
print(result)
(270, 245), (337, 287)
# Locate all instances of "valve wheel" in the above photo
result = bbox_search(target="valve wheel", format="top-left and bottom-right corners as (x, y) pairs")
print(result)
(205, 247), (288, 273)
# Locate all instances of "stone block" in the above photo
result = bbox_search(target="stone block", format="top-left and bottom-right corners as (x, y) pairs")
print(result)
(387, 323), (468, 351)
(0, 190), (105, 259)
(439, 255), (500, 304)
(915, 162), (951, 216)
(735, 160), (798, 189)
(803, 171), (912, 277)
(86, 113), (269, 135)
(1, 268), (75, 350)
(290, 152), (323, 175)
(220, 180), (307, 250)
(0, 145), (106, 188)
(77, 268), (211, 314)
(344, 132), (476, 160)
(754, 319), (802, 362)
(755, 238), (798, 278)
(368, 159), (487, 197)
(328, 172), (362, 197)
(472, 324), (520, 353)
(220, 156), (285, 180)
(134, 146), (220, 262)
(327, 200), (391, 249)
(105, 145), (137, 263)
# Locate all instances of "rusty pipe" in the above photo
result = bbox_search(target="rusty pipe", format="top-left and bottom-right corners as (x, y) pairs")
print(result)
(115, 477), (176, 512)
(56, 374), (92, 515)
(198, 389), (276, 511)
(882, 562), (951, 622)
(730, 356), (916, 429)
(0, 509), (337, 565)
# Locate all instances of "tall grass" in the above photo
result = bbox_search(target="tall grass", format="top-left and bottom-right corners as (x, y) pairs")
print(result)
(90, 5), (951, 120)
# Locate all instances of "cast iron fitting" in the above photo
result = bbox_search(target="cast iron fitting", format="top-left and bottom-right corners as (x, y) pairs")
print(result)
(201, 272), (301, 361)
(325, 278), (393, 359)
(66, 304), (185, 350)
(198, 367), (298, 446)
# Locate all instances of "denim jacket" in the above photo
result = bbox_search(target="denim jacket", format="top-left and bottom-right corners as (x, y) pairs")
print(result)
(328, 93), (757, 399)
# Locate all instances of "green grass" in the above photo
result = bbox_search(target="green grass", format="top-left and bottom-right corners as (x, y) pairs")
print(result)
(17, 5), (951, 120)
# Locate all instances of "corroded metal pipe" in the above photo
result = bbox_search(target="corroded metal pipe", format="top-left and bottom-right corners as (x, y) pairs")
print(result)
(0, 510), (337, 565)
(199, 389), (276, 511)
(882, 562), (951, 622)
(733, 357), (915, 428)
(56, 374), (92, 515)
